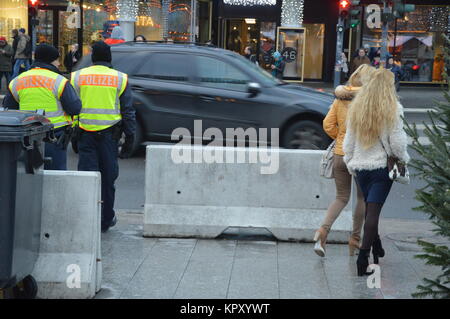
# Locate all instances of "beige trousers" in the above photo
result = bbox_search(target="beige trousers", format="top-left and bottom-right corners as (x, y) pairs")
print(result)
(321, 155), (365, 239)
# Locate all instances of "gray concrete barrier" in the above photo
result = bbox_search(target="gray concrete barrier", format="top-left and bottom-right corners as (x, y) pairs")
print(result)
(32, 171), (102, 299)
(144, 145), (352, 242)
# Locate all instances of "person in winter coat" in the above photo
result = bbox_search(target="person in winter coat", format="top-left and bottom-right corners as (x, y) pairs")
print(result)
(244, 46), (258, 65)
(104, 26), (125, 45)
(343, 68), (410, 276)
(271, 51), (285, 79)
(350, 48), (371, 75)
(64, 43), (81, 73)
(386, 56), (403, 91)
(0, 37), (13, 90)
(12, 28), (31, 79)
(313, 64), (376, 258)
(11, 29), (19, 64)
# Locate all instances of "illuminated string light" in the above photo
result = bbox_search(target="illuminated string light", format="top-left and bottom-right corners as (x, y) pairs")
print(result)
(281, 0), (304, 27)
(223, 0), (276, 6)
(116, 0), (139, 21)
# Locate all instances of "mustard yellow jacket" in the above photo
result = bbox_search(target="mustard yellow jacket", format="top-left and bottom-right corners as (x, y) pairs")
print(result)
(323, 85), (360, 156)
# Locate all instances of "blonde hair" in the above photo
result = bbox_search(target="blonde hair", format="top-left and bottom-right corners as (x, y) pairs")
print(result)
(348, 64), (375, 87)
(347, 68), (398, 149)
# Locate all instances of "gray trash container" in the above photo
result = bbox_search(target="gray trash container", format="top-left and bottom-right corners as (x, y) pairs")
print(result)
(0, 110), (54, 298)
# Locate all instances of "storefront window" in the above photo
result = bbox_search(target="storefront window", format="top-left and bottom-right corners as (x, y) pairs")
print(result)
(83, 0), (117, 54)
(259, 21), (276, 71)
(362, 5), (449, 83)
(303, 23), (324, 80)
(168, 0), (192, 41)
(0, 0), (28, 40)
(135, 0), (163, 41)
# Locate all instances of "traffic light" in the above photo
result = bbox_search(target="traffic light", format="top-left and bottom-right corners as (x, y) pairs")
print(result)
(349, 0), (361, 28)
(339, 0), (350, 19)
(393, 0), (415, 19)
(29, 0), (39, 17)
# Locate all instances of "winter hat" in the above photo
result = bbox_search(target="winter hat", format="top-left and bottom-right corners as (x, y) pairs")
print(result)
(91, 41), (112, 63)
(35, 43), (60, 64)
(19, 28), (26, 34)
(273, 51), (281, 59)
(110, 26), (124, 40)
(0, 36), (6, 42)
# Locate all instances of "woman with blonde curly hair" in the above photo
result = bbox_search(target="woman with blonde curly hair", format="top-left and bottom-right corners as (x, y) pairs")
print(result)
(343, 68), (409, 276)
(313, 64), (375, 257)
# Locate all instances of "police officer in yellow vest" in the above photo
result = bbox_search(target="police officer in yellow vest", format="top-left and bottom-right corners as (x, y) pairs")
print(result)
(2, 43), (82, 170)
(71, 41), (135, 232)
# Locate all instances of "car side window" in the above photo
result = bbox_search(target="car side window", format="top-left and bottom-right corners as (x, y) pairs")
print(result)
(195, 55), (250, 92)
(134, 53), (190, 82)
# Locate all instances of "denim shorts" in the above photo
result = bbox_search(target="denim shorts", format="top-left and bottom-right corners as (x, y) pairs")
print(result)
(356, 168), (393, 204)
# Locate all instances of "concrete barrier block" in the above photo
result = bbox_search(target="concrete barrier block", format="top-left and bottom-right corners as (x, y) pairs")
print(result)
(144, 145), (352, 242)
(32, 171), (102, 299)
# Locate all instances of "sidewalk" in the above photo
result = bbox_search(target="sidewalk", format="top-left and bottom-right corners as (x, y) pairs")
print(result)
(97, 211), (446, 299)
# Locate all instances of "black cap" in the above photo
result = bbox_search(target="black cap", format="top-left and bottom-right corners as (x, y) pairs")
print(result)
(91, 41), (112, 63)
(35, 43), (60, 64)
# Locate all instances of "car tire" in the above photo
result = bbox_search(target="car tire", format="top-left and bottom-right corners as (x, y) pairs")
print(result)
(282, 120), (330, 150)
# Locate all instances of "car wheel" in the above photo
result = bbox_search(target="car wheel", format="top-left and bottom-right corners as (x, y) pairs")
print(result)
(118, 121), (143, 157)
(282, 120), (330, 150)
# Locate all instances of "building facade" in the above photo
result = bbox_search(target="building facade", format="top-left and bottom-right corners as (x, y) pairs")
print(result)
(0, 0), (448, 82)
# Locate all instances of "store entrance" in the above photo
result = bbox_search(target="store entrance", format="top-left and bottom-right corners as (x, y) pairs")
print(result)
(225, 19), (260, 56)
(35, 7), (79, 72)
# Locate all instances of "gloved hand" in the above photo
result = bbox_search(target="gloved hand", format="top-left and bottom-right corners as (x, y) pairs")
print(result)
(119, 135), (134, 159)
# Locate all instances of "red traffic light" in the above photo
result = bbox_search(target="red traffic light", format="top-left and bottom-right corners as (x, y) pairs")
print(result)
(29, 0), (38, 5)
(339, 0), (350, 8)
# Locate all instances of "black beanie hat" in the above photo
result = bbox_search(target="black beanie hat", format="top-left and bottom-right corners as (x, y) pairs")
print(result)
(35, 43), (60, 64)
(91, 41), (112, 63)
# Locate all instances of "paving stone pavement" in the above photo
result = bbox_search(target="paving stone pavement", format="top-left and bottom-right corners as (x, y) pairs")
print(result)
(95, 212), (445, 299)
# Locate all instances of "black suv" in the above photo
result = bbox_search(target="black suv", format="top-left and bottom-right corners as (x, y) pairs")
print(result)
(76, 42), (334, 153)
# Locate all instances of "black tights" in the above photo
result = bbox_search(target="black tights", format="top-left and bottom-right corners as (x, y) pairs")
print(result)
(361, 202), (384, 250)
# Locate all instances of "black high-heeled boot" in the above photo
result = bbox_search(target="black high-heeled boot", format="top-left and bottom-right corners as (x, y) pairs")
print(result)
(372, 235), (385, 264)
(357, 249), (374, 276)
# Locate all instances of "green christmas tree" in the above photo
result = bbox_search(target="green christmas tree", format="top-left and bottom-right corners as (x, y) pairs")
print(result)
(404, 34), (450, 299)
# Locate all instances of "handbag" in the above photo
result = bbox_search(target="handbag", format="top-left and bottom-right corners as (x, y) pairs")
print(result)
(380, 138), (410, 184)
(320, 140), (336, 179)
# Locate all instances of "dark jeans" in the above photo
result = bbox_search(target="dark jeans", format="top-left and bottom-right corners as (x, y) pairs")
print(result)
(77, 129), (119, 228)
(0, 71), (11, 90)
(12, 59), (30, 79)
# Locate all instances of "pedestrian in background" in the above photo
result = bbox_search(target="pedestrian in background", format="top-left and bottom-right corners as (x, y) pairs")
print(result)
(386, 55), (403, 91)
(3, 44), (82, 170)
(350, 48), (371, 75)
(134, 35), (146, 42)
(11, 28), (31, 79)
(244, 46), (258, 65)
(271, 51), (285, 79)
(71, 41), (136, 232)
(313, 64), (376, 258)
(0, 36), (13, 91)
(104, 26), (125, 45)
(11, 29), (19, 65)
(344, 68), (409, 276)
(64, 43), (81, 73)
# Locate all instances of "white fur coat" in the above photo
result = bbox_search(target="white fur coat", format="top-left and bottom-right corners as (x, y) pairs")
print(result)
(343, 102), (410, 174)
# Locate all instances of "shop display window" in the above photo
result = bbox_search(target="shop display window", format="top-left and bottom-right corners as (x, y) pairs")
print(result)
(362, 5), (449, 83)
(0, 0), (28, 39)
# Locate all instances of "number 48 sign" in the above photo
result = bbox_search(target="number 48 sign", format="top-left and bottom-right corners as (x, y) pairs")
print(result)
(281, 47), (297, 63)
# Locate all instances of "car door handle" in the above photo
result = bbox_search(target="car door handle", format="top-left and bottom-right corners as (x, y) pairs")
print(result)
(199, 95), (216, 102)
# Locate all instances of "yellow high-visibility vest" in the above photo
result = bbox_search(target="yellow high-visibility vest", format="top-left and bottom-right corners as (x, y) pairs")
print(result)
(9, 68), (71, 129)
(71, 65), (127, 132)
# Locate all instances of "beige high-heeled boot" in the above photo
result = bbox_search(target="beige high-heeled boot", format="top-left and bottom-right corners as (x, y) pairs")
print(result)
(313, 227), (328, 257)
(348, 235), (361, 256)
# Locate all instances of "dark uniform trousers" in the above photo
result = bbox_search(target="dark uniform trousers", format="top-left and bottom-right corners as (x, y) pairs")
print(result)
(77, 128), (119, 228)
(44, 129), (67, 170)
